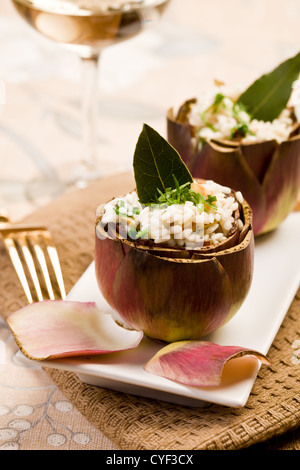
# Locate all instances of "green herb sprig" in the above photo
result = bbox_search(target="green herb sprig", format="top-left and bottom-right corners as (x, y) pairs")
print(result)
(154, 175), (217, 212)
(200, 92), (226, 132)
(198, 92), (256, 141)
(230, 101), (255, 139)
(200, 92), (256, 140)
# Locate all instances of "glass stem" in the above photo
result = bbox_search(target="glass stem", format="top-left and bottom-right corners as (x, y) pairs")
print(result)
(80, 54), (100, 173)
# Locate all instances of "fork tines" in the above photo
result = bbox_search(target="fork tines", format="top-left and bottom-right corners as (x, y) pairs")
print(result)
(0, 224), (66, 304)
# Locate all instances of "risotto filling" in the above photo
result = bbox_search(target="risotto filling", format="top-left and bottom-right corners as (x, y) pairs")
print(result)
(181, 85), (295, 147)
(99, 179), (245, 249)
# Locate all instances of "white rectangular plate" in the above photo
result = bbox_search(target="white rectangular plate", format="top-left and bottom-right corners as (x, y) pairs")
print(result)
(19, 213), (300, 408)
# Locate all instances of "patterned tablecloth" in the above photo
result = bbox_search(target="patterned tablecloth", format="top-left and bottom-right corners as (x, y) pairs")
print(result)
(0, 0), (300, 450)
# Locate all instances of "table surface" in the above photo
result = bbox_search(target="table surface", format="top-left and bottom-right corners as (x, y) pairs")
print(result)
(0, 0), (300, 450)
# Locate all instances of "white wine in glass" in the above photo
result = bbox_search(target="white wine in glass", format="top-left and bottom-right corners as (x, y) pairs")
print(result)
(11, 0), (170, 188)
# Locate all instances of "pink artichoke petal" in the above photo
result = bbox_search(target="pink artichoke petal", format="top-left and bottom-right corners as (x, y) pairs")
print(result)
(7, 300), (143, 361)
(144, 340), (270, 387)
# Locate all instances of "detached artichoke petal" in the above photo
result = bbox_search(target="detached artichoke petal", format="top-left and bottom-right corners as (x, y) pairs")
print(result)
(7, 300), (143, 361)
(144, 340), (270, 387)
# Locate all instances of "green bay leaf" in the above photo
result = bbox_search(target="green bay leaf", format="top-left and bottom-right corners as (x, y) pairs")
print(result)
(133, 124), (193, 204)
(237, 51), (300, 121)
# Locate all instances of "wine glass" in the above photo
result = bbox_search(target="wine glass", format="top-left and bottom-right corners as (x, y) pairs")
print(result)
(11, 0), (171, 190)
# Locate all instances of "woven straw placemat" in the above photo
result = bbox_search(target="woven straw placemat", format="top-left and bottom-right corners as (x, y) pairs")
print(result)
(1, 172), (299, 450)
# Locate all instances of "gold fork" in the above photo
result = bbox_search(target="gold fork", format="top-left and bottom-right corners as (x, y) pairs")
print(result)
(0, 213), (66, 303)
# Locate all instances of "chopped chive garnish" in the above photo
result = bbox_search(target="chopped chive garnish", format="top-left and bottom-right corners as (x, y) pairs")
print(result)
(149, 175), (218, 211)
(213, 92), (225, 111)
(197, 92), (256, 141)
(205, 195), (217, 209)
(114, 202), (139, 218)
(229, 101), (255, 139)
(137, 229), (148, 239)
(128, 228), (148, 240)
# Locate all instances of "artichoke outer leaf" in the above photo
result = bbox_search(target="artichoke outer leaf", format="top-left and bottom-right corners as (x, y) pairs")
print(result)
(260, 135), (300, 234)
(240, 139), (278, 184)
(109, 246), (233, 343)
(144, 340), (270, 387)
(192, 141), (266, 234)
(191, 226), (254, 323)
(7, 300), (143, 361)
(95, 224), (126, 313)
(166, 108), (197, 170)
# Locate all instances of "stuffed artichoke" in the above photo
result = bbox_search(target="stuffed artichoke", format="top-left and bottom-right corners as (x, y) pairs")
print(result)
(95, 125), (254, 342)
(167, 53), (300, 235)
